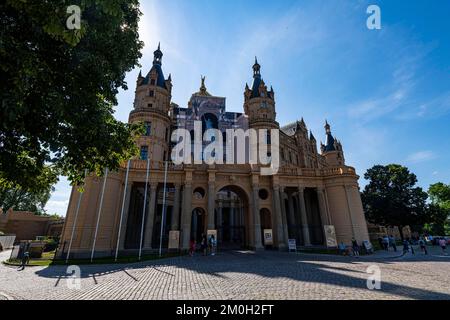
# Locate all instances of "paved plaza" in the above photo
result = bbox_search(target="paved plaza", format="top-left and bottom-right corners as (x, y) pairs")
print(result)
(1, 248), (450, 300)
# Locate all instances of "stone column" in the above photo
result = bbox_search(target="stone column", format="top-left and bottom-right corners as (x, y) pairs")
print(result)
(297, 187), (311, 246)
(279, 187), (289, 243)
(207, 182), (215, 230)
(273, 185), (287, 249)
(317, 188), (330, 227)
(252, 185), (263, 249)
(181, 183), (193, 249)
(287, 194), (296, 229)
(217, 203), (223, 241)
(144, 183), (158, 249)
(171, 184), (181, 230)
(119, 182), (133, 250)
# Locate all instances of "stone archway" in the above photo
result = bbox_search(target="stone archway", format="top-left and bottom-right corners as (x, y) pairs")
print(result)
(215, 185), (250, 249)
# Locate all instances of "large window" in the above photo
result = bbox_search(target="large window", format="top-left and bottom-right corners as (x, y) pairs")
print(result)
(140, 146), (149, 160)
(145, 122), (152, 136)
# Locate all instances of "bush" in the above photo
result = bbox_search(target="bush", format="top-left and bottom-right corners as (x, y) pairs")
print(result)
(43, 239), (58, 252)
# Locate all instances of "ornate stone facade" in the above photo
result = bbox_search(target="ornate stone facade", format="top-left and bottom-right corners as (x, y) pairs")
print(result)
(58, 46), (369, 258)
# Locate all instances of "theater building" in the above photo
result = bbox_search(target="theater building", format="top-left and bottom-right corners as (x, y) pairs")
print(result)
(58, 45), (369, 258)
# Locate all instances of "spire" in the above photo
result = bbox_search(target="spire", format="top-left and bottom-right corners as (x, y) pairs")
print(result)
(325, 120), (331, 134)
(253, 56), (261, 78)
(310, 130), (316, 141)
(153, 42), (163, 65)
(324, 120), (336, 152)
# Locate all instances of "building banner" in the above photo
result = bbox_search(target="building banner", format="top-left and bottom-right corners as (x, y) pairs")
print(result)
(324, 225), (338, 248)
(168, 231), (180, 250)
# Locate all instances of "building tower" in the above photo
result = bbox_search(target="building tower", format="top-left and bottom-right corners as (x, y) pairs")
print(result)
(130, 43), (173, 162)
(244, 58), (278, 130)
(321, 121), (345, 166)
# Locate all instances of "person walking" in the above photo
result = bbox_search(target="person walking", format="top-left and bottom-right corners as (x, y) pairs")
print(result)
(17, 251), (30, 271)
(439, 238), (447, 255)
(419, 237), (428, 255)
(352, 238), (360, 257)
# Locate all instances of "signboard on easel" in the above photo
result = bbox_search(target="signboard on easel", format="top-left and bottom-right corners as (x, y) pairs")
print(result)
(288, 239), (297, 252)
(324, 225), (338, 248)
(263, 229), (273, 246)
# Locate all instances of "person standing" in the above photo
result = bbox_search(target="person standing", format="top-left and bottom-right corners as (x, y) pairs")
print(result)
(382, 235), (389, 251)
(352, 238), (360, 257)
(389, 235), (397, 252)
(419, 237), (428, 255)
(377, 237), (383, 250)
(209, 235), (217, 256)
(339, 242), (347, 256)
(201, 234), (208, 256)
(439, 238), (447, 255)
(189, 239), (196, 257)
(402, 240), (410, 255)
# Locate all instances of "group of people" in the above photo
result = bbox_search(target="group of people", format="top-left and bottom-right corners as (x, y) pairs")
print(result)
(338, 238), (363, 256)
(189, 234), (217, 257)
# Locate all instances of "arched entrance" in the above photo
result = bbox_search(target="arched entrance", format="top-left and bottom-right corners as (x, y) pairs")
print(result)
(216, 185), (249, 250)
(259, 208), (272, 246)
(191, 208), (206, 244)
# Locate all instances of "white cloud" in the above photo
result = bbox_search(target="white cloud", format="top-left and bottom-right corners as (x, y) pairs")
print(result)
(45, 200), (69, 216)
(406, 151), (437, 163)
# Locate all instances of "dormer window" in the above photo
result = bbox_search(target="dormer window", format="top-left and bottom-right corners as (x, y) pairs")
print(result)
(150, 79), (156, 86)
(149, 90), (154, 97)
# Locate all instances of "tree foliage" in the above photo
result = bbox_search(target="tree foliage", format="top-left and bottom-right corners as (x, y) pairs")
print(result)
(0, 165), (58, 214)
(361, 164), (428, 234)
(0, 0), (144, 191)
(426, 182), (450, 235)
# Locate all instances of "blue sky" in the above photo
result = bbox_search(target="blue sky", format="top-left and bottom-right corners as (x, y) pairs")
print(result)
(46, 0), (450, 216)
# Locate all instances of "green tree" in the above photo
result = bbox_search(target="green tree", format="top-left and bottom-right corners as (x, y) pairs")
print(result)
(0, 166), (58, 215)
(1, 0), (144, 191)
(361, 164), (428, 238)
(427, 183), (450, 235)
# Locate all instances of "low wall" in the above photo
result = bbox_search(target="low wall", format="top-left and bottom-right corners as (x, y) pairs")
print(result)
(0, 210), (64, 242)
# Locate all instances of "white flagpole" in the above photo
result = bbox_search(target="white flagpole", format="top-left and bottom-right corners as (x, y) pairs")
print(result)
(159, 161), (169, 257)
(90, 168), (108, 263)
(138, 158), (151, 261)
(66, 169), (87, 264)
(114, 160), (131, 262)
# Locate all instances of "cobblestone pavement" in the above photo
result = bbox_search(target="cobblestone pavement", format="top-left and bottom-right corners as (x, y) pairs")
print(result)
(1, 247), (449, 300)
